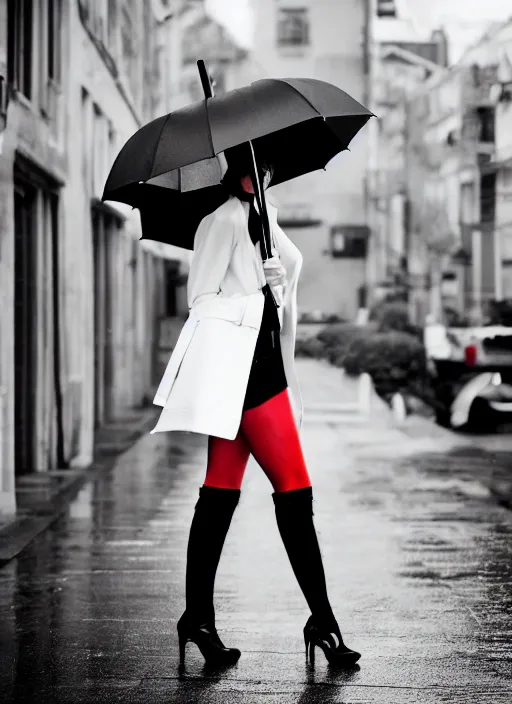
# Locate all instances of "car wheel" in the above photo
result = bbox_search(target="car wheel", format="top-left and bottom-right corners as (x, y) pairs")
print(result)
(466, 397), (497, 434)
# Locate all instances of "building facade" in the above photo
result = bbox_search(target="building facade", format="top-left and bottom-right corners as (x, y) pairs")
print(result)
(0, 0), (184, 515)
(366, 0), (448, 304)
(405, 20), (512, 325)
(367, 44), (446, 300)
(460, 21), (512, 314)
(225, 0), (372, 319)
(367, 6), (512, 326)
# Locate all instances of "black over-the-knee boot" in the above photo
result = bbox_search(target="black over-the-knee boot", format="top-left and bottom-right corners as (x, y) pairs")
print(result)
(177, 485), (241, 666)
(272, 487), (361, 665)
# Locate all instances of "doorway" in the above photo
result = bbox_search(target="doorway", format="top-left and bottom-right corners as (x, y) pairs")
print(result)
(13, 160), (62, 473)
(13, 179), (37, 473)
(92, 206), (122, 427)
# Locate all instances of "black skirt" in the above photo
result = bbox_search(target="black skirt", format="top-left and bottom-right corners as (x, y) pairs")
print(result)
(243, 285), (288, 411)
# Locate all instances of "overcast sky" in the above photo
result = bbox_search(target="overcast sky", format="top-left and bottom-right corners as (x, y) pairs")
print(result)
(205, 0), (510, 61)
(411, 0), (509, 27)
(205, 0), (253, 48)
(410, 0), (511, 59)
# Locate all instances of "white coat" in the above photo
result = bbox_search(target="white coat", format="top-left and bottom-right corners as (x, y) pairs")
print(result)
(150, 195), (304, 440)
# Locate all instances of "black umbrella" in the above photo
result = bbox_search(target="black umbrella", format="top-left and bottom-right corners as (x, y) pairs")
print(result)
(103, 60), (373, 252)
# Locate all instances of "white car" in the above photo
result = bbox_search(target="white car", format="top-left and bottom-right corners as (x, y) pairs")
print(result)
(425, 324), (512, 432)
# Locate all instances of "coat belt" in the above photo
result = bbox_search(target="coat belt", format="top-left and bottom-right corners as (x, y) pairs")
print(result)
(190, 291), (264, 330)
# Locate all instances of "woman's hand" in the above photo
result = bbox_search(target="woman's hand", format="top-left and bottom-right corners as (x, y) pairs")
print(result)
(263, 256), (287, 307)
(263, 257), (287, 288)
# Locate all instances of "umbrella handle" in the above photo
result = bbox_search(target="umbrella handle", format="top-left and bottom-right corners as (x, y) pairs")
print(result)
(197, 59), (214, 99)
(248, 142), (280, 309)
(248, 142), (273, 261)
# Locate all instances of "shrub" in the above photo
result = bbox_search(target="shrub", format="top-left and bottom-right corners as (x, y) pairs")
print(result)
(295, 336), (328, 359)
(324, 313), (347, 324)
(298, 311), (347, 324)
(369, 301), (421, 337)
(315, 322), (376, 366)
(343, 330), (429, 402)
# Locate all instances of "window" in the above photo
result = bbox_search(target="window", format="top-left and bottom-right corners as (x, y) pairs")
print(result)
(8, 0), (62, 115)
(8, 0), (34, 99)
(40, 0), (62, 120)
(277, 8), (310, 47)
(377, 0), (396, 17)
(330, 226), (369, 259)
(47, 0), (62, 82)
(480, 172), (496, 223)
(477, 106), (495, 143)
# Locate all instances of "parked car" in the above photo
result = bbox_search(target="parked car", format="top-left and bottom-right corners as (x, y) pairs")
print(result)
(425, 323), (512, 432)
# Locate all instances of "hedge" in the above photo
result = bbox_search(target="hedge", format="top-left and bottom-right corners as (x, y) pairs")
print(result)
(296, 317), (433, 405)
(315, 322), (377, 365)
(369, 301), (422, 337)
(343, 330), (429, 402)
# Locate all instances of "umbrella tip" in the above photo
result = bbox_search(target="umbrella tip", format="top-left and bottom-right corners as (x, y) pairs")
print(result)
(197, 59), (214, 99)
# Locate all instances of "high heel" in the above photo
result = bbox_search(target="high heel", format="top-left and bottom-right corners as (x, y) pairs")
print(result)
(177, 612), (241, 667)
(180, 486), (241, 666)
(304, 615), (361, 666)
(304, 629), (315, 665)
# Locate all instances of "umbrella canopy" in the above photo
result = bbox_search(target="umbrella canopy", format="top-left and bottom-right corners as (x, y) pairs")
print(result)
(103, 76), (373, 250)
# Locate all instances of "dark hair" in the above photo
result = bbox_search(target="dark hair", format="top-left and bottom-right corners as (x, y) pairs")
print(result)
(222, 142), (273, 195)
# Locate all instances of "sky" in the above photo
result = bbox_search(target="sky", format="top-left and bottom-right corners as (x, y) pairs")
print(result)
(205, 0), (254, 48)
(206, 0), (511, 62)
(407, 0), (511, 61)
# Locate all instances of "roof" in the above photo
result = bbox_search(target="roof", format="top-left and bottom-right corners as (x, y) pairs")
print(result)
(456, 17), (512, 68)
(380, 44), (444, 73)
(183, 12), (247, 64)
(374, 17), (429, 45)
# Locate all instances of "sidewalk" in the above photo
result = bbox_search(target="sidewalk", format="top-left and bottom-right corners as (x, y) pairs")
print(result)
(0, 407), (159, 564)
(0, 359), (511, 703)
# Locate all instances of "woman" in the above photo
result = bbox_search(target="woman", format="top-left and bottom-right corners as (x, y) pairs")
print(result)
(151, 143), (361, 668)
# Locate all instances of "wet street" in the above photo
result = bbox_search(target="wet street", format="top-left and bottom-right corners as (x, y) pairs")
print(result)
(1, 359), (511, 703)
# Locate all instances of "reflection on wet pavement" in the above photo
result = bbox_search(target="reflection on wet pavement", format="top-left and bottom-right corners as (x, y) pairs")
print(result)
(1, 361), (512, 702)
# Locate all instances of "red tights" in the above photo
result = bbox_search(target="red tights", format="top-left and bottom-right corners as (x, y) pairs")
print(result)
(204, 389), (312, 492)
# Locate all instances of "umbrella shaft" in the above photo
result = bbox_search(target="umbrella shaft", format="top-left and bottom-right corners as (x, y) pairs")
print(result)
(248, 141), (272, 262)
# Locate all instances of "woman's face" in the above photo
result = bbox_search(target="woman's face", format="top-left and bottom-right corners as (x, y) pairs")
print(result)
(240, 174), (254, 193)
(240, 169), (272, 194)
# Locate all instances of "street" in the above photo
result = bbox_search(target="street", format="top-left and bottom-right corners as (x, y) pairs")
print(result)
(0, 359), (511, 703)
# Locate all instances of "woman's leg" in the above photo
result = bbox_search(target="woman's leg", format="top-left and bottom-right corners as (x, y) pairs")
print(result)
(204, 429), (251, 489)
(178, 480), (242, 665)
(240, 390), (336, 628)
(240, 389), (311, 492)
(183, 430), (250, 629)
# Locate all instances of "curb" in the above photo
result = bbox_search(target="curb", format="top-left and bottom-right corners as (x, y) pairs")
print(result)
(0, 407), (159, 566)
